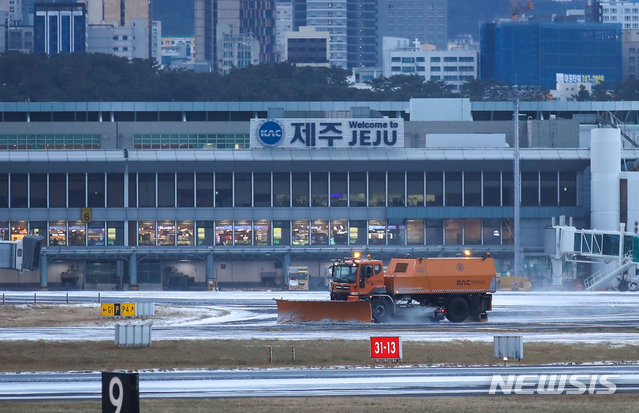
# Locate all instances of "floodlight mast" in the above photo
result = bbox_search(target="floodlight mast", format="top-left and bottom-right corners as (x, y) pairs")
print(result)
(513, 91), (522, 278)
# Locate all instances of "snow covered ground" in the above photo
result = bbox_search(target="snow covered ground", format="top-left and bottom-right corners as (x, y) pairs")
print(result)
(1, 291), (638, 343)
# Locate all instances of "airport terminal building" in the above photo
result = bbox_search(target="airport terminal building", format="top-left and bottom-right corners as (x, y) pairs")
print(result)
(0, 98), (637, 290)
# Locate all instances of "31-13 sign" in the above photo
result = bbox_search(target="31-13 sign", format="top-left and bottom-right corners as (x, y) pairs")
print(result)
(370, 336), (403, 359)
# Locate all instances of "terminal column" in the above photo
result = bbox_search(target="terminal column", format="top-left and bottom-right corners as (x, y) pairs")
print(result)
(207, 252), (215, 290)
(590, 128), (622, 288)
(39, 253), (48, 290)
(129, 251), (138, 290)
(590, 128), (621, 232)
(116, 260), (124, 290)
(283, 253), (291, 286)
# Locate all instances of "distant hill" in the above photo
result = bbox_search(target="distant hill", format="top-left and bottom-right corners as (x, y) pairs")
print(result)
(152, 0), (586, 41)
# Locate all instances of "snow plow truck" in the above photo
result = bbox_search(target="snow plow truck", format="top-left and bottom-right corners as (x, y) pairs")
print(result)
(276, 254), (496, 323)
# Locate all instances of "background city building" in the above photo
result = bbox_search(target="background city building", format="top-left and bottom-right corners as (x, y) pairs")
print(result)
(284, 26), (329, 66)
(161, 36), (195, 68)
(622, 28), (639, 78)
(377, 0), (447, 53)
(383, 37), (477, 91)
(345, 0), (376, 68)
(216, 23), (260, 74)
(195, 0), (276, 71)
(601, 1), (639, 28)
(480, 21), (623, 88)
(550, 73), (595, 101)
(292, 0), (348, 67)
(100, 0), (149, 27)
(85, 0), (158, 60)
(276, 0), (292, 60)
(34, 2), (87, 55)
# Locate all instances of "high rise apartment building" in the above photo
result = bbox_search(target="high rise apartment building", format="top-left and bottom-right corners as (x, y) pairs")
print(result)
(195, 0), (276, 71)
(346, 0), (376, 68)
(0, 0), (22, 16)
(216, 23), (260, 73)
(600, 2), (639, 79)
(293, 0), (347, 67)
(151, 19), (161, 62)
(276, 0), (292, 60)
(292, 0), (375, 68)
(377, 0), (447, 51)
(601, 1), (639, 28)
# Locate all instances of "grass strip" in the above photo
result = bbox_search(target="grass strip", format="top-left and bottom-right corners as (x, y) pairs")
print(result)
(1, 339), (639, 372)
(3, 394), (639, 413)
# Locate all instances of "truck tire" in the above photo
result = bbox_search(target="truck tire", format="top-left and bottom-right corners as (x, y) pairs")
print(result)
(372, 299), (391, 323)
(446, 297), (469, 323)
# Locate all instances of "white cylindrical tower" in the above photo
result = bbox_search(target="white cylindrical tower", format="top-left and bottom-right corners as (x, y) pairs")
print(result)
(590, 128), (621, 232)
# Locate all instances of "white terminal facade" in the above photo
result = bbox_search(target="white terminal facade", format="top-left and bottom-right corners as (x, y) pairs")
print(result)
(0, 99), (637, 291)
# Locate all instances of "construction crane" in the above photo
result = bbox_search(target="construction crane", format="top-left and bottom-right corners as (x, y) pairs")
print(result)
(510, 0), (533, 21)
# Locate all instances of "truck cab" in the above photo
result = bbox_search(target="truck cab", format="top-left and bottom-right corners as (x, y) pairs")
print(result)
(329, 257), (385, 300)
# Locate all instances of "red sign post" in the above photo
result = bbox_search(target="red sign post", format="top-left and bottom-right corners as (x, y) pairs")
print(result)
(370, 336), (403, 360)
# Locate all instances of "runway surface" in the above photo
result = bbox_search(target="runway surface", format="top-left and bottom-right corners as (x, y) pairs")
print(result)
(1, 291), (639, 343)
(2, 365), (639, 400)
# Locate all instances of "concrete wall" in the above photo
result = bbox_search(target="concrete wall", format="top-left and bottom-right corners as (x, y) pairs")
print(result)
(0, 268), (40, 284)
(406, 119), (580, 149)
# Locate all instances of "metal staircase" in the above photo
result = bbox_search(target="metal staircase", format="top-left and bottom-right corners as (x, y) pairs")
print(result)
(601, 112), (639, 148)
(583, 255), (638, 291)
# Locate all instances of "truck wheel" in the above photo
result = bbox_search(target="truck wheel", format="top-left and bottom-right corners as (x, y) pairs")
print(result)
(618, 280), (630, 292)
(446, 297), (469, 323)
(372, 299), (391, 323)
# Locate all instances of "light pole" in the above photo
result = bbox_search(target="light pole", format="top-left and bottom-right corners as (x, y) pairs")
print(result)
(486, 85), (540, 277)
(513, 94), (522, 278)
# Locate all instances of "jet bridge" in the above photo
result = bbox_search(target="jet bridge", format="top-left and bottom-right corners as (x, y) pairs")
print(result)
(545, 216), (639, 291)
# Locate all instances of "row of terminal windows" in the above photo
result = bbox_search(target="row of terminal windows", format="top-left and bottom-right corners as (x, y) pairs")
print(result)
(0, 135), (101, 150)
(1, 219), (514, 247)
(0, 111), (267, 123)
(0, 171), (578, 208)
(0, 134), (249, 150)
(133, 134), (250, 149)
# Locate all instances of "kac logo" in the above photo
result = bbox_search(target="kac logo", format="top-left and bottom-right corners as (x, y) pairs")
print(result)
(257, 120), (284, 147)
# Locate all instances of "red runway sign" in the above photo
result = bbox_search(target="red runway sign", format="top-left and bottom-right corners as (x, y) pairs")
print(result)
(370, 336), (403, 359)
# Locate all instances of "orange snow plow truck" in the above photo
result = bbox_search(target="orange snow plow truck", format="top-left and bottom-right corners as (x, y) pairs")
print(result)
(276, 254), (496, 323)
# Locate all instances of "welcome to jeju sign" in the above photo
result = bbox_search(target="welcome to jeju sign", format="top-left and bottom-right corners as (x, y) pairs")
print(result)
(251, 118), (404, 149)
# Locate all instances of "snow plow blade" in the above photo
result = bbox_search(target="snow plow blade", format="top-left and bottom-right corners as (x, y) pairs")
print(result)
(276, 299), (372, 323)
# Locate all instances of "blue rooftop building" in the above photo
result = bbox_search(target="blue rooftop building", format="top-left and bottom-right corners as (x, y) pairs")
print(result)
(34, 2), (86, 56)
(480, 21), (622, 88)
